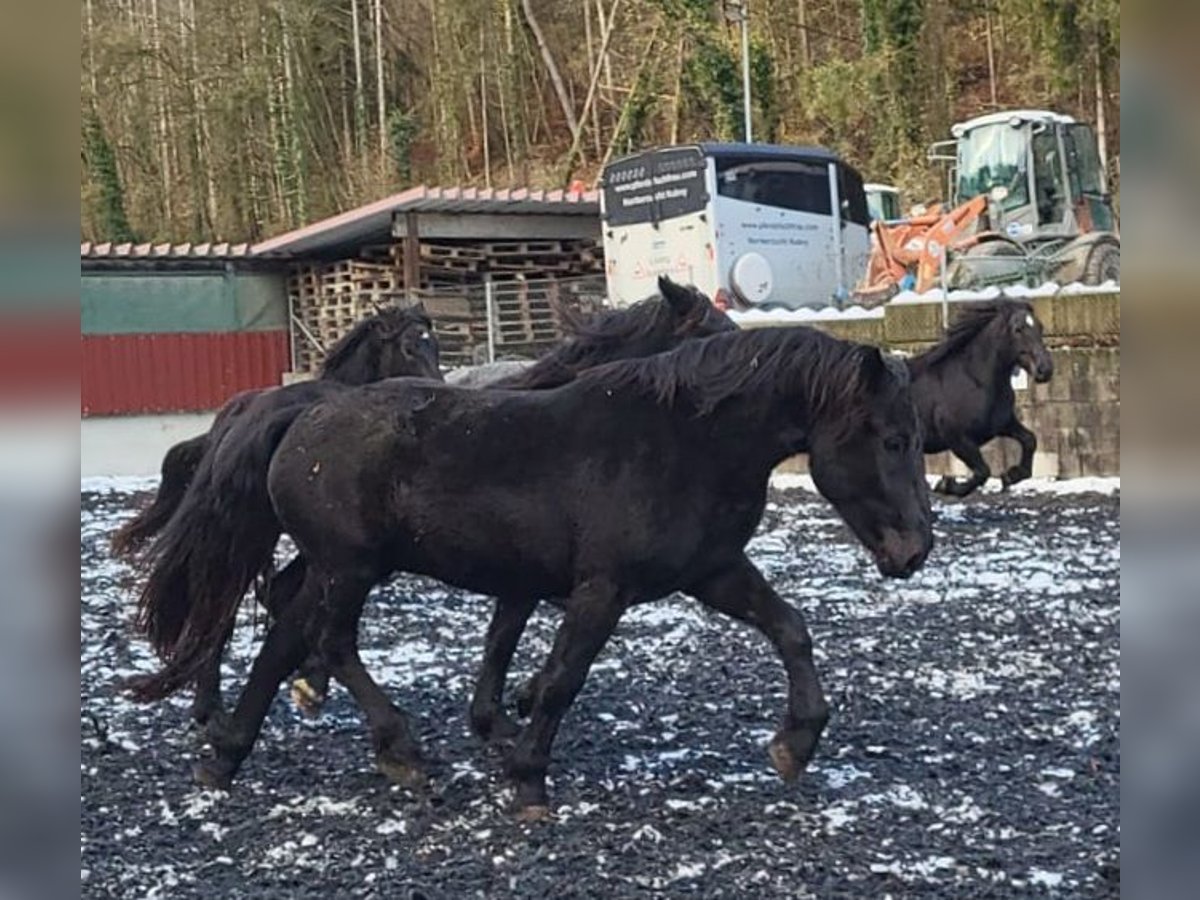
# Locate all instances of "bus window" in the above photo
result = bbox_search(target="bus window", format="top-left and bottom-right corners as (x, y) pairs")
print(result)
(716, 160), (831, 215)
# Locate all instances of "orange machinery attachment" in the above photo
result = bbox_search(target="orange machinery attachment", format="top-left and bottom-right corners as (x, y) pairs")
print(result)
(856, 195), (988, 301)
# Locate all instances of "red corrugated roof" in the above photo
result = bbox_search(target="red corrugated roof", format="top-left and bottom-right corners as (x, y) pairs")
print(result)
(251, 184), (599, 257)
(81, 241), (254, 260)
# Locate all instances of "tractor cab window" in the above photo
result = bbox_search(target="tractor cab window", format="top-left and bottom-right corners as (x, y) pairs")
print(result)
(956, 123), (1029, 212)
(1031, 129), (1066, 226)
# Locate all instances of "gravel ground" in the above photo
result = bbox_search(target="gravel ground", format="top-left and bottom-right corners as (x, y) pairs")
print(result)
(81, 478), (1120, 898)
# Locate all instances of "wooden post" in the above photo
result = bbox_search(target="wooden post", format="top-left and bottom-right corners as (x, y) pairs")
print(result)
(403, 212), (420, 304)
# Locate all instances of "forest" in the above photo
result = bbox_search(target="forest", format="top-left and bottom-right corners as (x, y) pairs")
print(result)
(80, 0), (1120, 244)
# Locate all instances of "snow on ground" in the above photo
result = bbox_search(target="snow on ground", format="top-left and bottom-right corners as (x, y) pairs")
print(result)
(81, 479), (1119, 898)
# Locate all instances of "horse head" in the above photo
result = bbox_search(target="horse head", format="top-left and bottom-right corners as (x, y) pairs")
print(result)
(807, 346), (933, 579)
(322, 304), (443, 384)
(1005, 302), (1054, 383)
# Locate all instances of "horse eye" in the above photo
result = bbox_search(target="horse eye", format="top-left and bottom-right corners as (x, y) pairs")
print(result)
(884, 436), (906, 454)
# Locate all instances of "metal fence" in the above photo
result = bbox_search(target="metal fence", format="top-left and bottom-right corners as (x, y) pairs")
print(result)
(414, 274), (609, 368)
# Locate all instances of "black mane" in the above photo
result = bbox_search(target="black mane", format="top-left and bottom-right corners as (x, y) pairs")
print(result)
(585, 326), (881, 425)
(495, 293), (700, 391)
(319, 306), (431, 382)
(910, 300), (1030, 372)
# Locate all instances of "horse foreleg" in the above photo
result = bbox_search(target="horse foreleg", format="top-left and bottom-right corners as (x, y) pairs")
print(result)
(469, 595), (538, 743)
(999, 419), (1037, 490)
(505, 580), (625, 819)
(935, 439), (991, 497)
(689, 554), (829, 782)
(318, 569), (428, 789)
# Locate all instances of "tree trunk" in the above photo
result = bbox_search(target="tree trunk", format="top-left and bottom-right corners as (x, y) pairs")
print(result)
(670, 34), (685, 144)
(149, 0), (173, 223)
(351, 0), (367, 175)
(480, 28), (492, 188)
(1094, 34), (1108, 175)
(519, 0), (580, 141)
(559, 0), (622, 186)
(797, 0), (811, 69)
(985, 7), (998, 107)
(374, 0), (387, 174)
(583, 0), (603, 158)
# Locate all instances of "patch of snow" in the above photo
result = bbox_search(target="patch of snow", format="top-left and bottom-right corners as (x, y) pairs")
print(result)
(1029, 868), (1066, 888)
(81, 475), (160, 494)
(730, 305), (884, 326)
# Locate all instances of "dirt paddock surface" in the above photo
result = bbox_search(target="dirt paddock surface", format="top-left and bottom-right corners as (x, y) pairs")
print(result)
(81, 478), (1120, 898)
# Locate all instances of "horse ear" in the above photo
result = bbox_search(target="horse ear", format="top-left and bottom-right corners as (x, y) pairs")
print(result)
(860, 345), (891, 388)
(410, 300), (427, 316)
(658, 275), (697, 314)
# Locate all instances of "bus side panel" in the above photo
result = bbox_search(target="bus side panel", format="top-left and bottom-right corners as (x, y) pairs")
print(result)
(713, 195), (839, 308)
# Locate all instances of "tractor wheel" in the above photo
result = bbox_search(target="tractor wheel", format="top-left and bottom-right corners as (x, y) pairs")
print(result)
(1082, 241), (1120, 285)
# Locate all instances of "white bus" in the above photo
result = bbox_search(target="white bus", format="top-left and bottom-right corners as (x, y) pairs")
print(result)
(599, 143), (872, 311)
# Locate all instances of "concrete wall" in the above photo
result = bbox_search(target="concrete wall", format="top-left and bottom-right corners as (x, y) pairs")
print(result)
(81, 413), (216, 479)
(763, 291), (1120, 480)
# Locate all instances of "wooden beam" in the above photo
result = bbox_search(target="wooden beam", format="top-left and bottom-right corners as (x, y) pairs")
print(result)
(402, 211), (420, 302)
(391, 212), (600, 241)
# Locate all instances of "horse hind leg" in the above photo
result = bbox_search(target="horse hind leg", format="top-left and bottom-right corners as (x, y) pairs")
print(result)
(934, 438), (991, 498)
(999, 420), (1038, 490)
(316, 569), (428, 790)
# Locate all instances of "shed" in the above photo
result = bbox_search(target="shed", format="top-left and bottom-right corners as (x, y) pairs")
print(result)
(81, 242), (292, 416)
(255, 185), (606, 369)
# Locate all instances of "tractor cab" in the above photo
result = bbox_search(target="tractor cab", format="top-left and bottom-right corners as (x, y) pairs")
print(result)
(947, 110), (1118, 243)
(865, 183), (903, 223)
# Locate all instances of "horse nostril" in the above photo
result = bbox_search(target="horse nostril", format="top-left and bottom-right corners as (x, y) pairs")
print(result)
(902, 548), (926, 577)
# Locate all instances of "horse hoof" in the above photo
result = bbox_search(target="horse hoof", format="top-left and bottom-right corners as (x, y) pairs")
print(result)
(768, 730), (819, 783)
(377, 757), (429, 791)
(768, 739), (801, 782)
(290, 677), (326, 718)
(515, 804), (552, 823)
(193, 759), (234, 792)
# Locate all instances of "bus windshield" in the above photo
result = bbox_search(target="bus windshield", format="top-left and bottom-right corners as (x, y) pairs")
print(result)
(956, 123), (1029, 211)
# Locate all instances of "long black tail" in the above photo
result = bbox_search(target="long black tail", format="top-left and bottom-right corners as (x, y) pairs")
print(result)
(126, 403), (311, 702)
(110, 435), (208, 561)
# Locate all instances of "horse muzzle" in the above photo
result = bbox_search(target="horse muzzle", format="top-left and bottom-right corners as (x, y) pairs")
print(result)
(873, 528), (933, 580)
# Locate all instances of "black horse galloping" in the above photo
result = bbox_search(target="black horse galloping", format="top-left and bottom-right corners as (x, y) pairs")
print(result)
(110, 304), (443, 561)
(131, 323), (933, 817)
(908, 299), (1054, 497)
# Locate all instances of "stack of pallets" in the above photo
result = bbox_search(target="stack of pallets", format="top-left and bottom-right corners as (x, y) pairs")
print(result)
(287, 238), (605, 372)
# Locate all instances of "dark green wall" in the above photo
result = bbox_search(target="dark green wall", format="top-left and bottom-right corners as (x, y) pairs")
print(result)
(81, 270), (287, 335)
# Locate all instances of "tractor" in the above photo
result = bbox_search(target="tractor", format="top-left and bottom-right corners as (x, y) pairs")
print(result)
(856, 109), (1120, 300)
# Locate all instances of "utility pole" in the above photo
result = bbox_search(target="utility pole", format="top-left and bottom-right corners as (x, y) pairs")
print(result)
(723, 1), (753, 143)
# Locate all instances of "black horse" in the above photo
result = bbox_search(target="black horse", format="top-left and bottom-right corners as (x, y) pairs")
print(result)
(132, 277), (735, 727)
(908, 299), (1054, 497)
(281, 277), (736, 716)
(110, 304), (443, 561)
(130, 324), (932, 818)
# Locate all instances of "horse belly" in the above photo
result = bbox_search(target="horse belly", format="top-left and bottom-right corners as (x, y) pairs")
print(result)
(395, 490), (574, 598)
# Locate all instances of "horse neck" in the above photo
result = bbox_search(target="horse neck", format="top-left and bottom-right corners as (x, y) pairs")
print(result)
(960, 321), (1019, 386)
(915, 320), (1016, 388)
